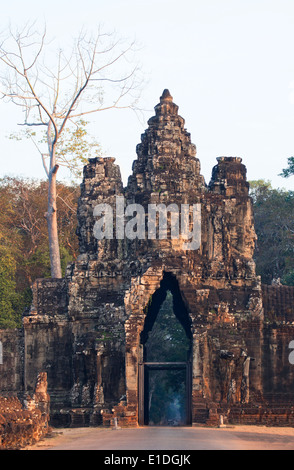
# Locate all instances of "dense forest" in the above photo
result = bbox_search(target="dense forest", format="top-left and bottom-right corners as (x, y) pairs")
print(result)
(0, 176), (293, 329)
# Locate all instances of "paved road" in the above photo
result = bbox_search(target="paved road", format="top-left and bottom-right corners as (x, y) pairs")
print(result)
(25, 425), (294, 451)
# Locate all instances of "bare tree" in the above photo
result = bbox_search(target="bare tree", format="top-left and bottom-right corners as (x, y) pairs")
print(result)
(0, 22), (142, 277)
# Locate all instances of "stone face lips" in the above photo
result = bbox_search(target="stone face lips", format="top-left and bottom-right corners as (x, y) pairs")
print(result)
(1, 90), (294, 428)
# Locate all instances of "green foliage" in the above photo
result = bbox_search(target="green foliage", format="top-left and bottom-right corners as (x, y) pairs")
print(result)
(9, 119), (102, 180)
(0, 177), (79, 328)
(144, 291), (190, 425)
(145, 291), (191, 362)
(279, 157), (294, 178)
(249, 179), (294, 285)
(281, 271), (294, 286)
(0, 245), (21, 328)
(54, 120), (102, 179)
(248, 179), (273, 204)
(148, 369), (186, 425)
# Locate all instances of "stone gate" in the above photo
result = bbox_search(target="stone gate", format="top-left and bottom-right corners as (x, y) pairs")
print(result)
(1, 90), (294, 427)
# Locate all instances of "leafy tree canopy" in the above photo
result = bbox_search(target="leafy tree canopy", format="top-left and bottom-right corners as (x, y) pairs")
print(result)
(249, 179), (294, 285)
(280, 157), (294, 179)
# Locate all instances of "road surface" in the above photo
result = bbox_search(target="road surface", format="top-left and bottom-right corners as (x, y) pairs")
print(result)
(24, 425), (294, 451)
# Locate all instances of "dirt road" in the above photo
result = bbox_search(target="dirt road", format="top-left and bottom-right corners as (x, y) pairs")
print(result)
(24, 425), (294, 451)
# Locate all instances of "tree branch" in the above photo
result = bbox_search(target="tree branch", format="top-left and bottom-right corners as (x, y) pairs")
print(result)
(17, 122), (48, 126)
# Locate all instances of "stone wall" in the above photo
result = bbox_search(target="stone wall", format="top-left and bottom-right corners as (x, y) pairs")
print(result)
(262, 284), (294, 322)
(0, 329), (23, 396)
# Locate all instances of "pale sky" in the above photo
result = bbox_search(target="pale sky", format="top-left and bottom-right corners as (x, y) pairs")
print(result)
(1, 0), (294, 189)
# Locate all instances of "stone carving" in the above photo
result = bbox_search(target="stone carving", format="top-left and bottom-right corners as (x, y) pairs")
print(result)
(1, 90), (294, 428)
(0, 374), (50, 449)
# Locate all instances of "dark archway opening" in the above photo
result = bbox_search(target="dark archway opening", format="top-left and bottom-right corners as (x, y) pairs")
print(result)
(139, 272), (192, 426)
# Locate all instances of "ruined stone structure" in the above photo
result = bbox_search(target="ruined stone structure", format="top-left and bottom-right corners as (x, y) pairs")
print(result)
(0, 373), (50, 449)
(1, 90), (294, 428)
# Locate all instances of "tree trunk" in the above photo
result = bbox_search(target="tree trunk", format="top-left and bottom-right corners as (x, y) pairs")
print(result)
(46, 159), (62, 278)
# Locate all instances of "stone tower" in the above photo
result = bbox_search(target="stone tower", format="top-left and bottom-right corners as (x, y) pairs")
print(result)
(1, 90), (294, 427)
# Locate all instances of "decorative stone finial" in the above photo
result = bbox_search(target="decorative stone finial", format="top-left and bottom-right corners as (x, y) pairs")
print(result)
(154, 89), (178, 117)
(160, 89), (173, 102)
